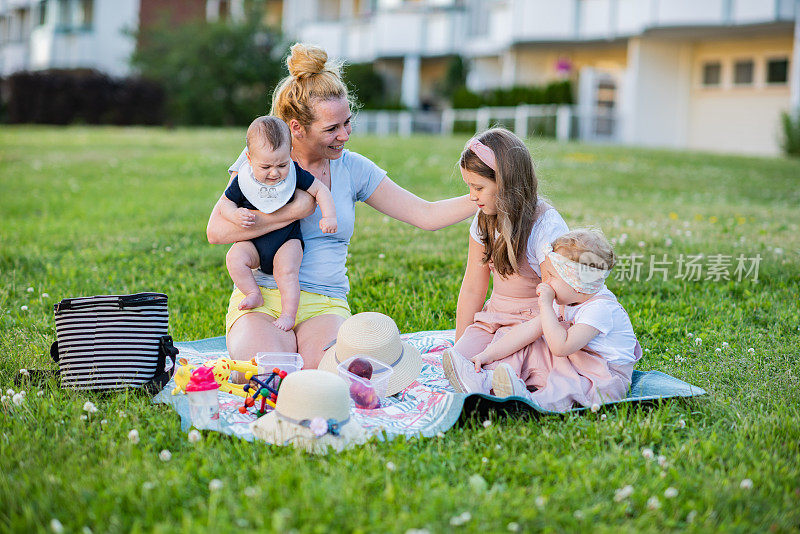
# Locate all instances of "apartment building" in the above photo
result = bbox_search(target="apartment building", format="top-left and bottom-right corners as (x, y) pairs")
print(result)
(284, 0), (800, 155)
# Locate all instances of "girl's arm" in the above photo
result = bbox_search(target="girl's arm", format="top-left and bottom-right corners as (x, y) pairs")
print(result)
(364, 176), (476, 231)
(536, 284), (599, 357)
(471, 317), (543, 371)
(207, 173), (316, 244)
(306, 179), (337, 233)
(455, 236), (491, 341)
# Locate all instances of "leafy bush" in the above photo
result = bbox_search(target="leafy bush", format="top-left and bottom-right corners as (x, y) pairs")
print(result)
(450, 80), (573, 109)
(2, 69), (163, 125)
(780, 110), (800, 157)
(131, 19), (284, 125)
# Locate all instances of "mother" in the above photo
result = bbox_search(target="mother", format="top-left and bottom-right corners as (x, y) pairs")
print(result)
(207, 43), (475, 369)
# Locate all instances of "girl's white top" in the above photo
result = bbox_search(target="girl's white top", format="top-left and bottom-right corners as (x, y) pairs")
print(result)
(468, 205), (569, 277)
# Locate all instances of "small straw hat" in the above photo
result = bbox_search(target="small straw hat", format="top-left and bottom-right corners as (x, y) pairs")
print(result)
(249, 369), (371, 454)
(318, 312), (422, 396)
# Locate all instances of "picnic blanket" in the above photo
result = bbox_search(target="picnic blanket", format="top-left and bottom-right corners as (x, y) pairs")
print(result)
(153, 330), (706, 441)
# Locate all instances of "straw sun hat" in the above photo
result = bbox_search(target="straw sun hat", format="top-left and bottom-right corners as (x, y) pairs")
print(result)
(318, 312), (422, 396)
(250, 369), (371, 454)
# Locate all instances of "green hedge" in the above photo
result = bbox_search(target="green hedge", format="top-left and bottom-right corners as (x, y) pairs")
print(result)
(451, 80), (573, 109)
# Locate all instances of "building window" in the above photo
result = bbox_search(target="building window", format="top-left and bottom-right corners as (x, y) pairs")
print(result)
(766, 58), (788, 84)
(702, 61), (722, 86)
(733, 60), (754, 85)
(55, 0), (92, 31)
(38, 1), (48, 26)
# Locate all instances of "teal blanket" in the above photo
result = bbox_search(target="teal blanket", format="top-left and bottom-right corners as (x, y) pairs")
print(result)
(154, 330), (706, 441)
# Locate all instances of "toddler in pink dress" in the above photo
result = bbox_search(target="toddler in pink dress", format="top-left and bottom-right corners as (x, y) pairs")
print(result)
(446, 227), (642, 412)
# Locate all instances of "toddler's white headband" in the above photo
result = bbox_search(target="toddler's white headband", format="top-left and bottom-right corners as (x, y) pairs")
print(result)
(543, 244), (611, 294)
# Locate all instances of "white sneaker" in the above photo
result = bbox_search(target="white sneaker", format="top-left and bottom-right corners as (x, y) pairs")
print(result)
(492, 363), (532, 399)
(442, 348), (491, 394)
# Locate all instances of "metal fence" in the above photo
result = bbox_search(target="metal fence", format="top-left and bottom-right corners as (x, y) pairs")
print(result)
(351, 105), (620, 142)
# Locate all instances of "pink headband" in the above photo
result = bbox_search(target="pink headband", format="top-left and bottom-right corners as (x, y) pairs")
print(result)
(467, 138), (497, 171)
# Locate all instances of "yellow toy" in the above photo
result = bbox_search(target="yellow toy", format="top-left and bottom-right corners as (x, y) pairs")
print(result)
(171, 357), (259, 398)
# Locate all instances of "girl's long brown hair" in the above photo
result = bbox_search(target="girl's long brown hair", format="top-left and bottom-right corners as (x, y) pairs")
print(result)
(460, 128), (540, 277)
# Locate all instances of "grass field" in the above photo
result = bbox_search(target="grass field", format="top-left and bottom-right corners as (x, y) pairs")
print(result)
(1, 126), (799, 533)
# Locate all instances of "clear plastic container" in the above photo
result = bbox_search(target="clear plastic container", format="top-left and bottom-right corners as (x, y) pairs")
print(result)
(255, 352), (304, 375)
(186, 389), (220, 431)
(337, 356), (393, 409)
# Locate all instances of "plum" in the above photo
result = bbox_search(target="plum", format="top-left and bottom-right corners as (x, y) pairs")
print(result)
(349, 381), (380, 409)
(347, 357), (373, 380)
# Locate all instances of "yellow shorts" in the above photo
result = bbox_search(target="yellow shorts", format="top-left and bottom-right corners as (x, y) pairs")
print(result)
(225, 287), (351, 333)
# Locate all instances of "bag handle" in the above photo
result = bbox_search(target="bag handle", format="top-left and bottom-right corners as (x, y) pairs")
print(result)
(141, 335), (179, 395)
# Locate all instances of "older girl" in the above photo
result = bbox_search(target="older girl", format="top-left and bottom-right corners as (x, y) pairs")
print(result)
(441, 127), (569, 393)
(207, 43), (475, 369)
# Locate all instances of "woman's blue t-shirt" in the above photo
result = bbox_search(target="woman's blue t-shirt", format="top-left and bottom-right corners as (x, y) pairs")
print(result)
(228, 148), (386, 301)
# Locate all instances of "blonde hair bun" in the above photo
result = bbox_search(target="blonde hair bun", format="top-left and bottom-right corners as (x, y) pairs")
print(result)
(287, 43), (332, 79)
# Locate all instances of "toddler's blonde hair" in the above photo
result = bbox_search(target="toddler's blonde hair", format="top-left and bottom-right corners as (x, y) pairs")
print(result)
(270, 43), (354, 128)
(551, 227), (616, 271)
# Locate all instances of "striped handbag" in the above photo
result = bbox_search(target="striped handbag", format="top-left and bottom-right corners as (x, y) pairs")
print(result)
(51, 292), (178, 393)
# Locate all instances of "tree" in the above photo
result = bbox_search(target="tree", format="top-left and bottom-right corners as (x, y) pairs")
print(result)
(131, 18), (284, 125)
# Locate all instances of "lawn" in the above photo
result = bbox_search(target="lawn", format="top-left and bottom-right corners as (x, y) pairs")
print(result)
(1, 126), (799, 533)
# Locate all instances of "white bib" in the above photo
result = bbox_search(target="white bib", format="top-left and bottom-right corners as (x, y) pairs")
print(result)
(238, 160), (296, 214)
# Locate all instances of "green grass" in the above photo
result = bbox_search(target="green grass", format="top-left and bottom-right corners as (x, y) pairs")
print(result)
(1, 126), (799, 533)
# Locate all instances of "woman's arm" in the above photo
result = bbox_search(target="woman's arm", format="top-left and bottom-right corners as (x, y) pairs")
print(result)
(455, 236), (491, 342)
(207, 190), (316, 244)
(364, 176), (476, 231)
(470, 317), (543, 371)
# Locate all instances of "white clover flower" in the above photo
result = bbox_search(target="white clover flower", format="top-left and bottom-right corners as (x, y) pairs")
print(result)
(42, 293), (49, 298)
(694, 337), (702, 345)
(80, 414), (88, 421)
(657, 455), (667, 467)
(159, 449), (172, 462)
(436, 431), (445, 438)
(647, 496), (661, 510)
(37, 390), (44, 397)
(739, 478), (753, 489)
(142, 481), (155, 491)
(687, 332), (693, 338)
(20, 390), (26, 396)
(638, 241), (646, 248)
(591, 403), (600, 413)
(27, 287), (34, 293)
(386, 461), (396, 471)
(482, 419), (492, 428)
(209, 479), (223, 491)
(1, 395), (8, 403)
(507, 522), (520, 532)
(715, 348), (722, 354)
(659, 471), (667, 478)
(83, 401), (98, 414)
(722, 342), (729, 349)
(19, 368), (29, 377)
(12, 393), (24, 406)
(495, 444), (502, 450)
(128, 429), (140, 444)
(165, 246), (172, 252)
(82, 525), (93, 534)
(20, 305), (28, 311)
(664, 487), (678, 498)
(687, 510), (697, 523)
(677, 419), (686, 428)
(642, 448), (654, 460)
(243, 486), (259, 498)
(100, 419), (108, 426)
(188, 429), (202, 443)
(614, 485), (633, 502)
(481, 457), (488, 464)
(748, 348), (755, 354)
(535, 496), (547, 509)
(600, 414), (607, 421)
(573, 510), (585, 519)
(665, 238), (673, 246)
(50, 518), (64, 533)
(6, 388), (14, 396)
(774, 247), (783, 255)
(449, 512), (472, 526)
(378, 253), (386, 259)
(468, 474), (488, 493)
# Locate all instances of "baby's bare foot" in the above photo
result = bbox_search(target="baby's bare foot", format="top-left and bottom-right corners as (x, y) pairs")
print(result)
(273, 314), (296, 331)
(238, 292), (264, 310)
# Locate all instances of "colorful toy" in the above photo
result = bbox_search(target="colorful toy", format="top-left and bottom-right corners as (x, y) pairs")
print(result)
(238, 367), (288, 415)
(171, 357), (260, 398)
